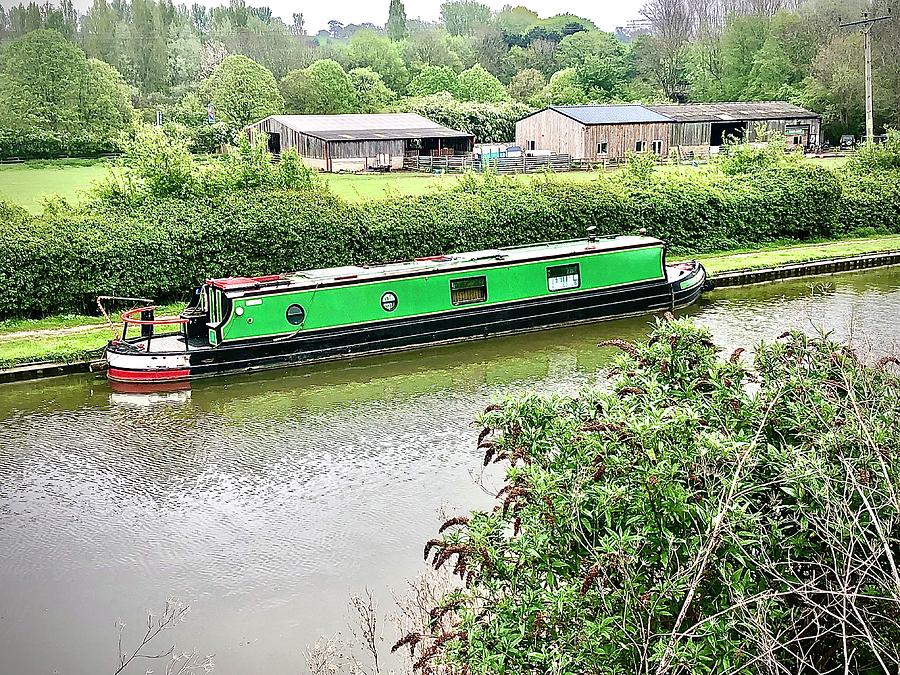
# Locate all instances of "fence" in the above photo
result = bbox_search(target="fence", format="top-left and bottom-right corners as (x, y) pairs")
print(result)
(403, 153), (592, 174)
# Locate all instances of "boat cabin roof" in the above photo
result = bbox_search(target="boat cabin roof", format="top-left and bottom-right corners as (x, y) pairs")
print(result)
(207, 235), (663, 295)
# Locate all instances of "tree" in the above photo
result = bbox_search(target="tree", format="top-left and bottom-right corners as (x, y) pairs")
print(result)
(507, 38), (558, 79)
(507, 67), (546, 102)
(129, 0), (168, 93)
(557, 30), (629, 101)
(456, 63), (509, 102)
(0, 29), (87, 130)
(345, 30), (409, 93)
(200, 54), (283, 130)
(403, 29), (463, 71)
(440, 0), (491, 37)
(280, 59), (356, 114)
(544, 67), (588, 104)
(0, 29), (134, 154)
(496, 5), (539, 37)
(385, 0), (408, 42)
(407, 65), (459, 96)
(349, 67), (395, 112)
(639, 0), (693, 100)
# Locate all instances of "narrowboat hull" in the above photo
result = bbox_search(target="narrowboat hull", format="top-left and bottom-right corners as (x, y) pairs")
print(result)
(105, 262), (707, 384)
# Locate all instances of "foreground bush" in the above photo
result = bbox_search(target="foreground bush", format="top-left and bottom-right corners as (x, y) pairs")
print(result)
(406, 320), (900, 674)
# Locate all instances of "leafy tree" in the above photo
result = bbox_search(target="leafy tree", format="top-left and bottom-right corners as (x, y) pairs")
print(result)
(507, 38), (558, 79)
(440, 0), (491, 37)
(0, 29), (86, 131)
(456, 63), (509, 102)
(398, 91), (529, 141)
(129, 0), (168, 93)
(281, 59), (356, 114)
(385, 0), (408, 42)
(407, 65), (459, 96)
(543, 67), (587, 104)
(78, 58), (134, 133)
(200, 54), (283, 130)
(507, 67), (546, 102)
(471, 24), (511, 80)
(349, 67), (395, 113)
(557, 30), (629, 101)
(346, 30), (409, 93)
(403, 29), (463, 72)
(496, 5), (539, 37)
(799, 33), (865, 141)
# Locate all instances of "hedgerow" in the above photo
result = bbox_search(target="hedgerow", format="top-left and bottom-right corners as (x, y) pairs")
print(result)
(0, 151), (896, 318)
(404, 319), (900, 674)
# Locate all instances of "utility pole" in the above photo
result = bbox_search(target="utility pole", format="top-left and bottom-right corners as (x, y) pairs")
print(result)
(840, 10), (892, 143)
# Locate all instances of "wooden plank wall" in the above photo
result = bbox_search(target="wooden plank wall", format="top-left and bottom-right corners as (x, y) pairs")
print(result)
(670, 122), (711, 146)
(246, 118), (325, 158)
(515, 110), (586, 157)
(583, 122), (671, 160)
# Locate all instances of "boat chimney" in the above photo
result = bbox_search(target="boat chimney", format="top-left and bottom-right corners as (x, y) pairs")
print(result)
(639, 227), (647, 236)
(586, 226), (597, 243)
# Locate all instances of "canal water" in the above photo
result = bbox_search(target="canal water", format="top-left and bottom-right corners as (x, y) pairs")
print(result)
(1, 267), (898, 675)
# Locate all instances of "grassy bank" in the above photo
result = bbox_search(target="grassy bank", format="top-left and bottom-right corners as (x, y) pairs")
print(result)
(1, 237), (897, 371)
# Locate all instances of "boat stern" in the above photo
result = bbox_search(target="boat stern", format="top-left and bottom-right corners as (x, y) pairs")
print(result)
(666, 261), (708, 308)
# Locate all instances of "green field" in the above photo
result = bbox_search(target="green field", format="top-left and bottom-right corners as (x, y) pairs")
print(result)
(0, 159), (610, 211)
(0, 160), (112, 212)
(0, 156), (849, 213)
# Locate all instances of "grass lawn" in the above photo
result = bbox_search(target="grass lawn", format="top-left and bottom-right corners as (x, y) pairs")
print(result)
(693, 236), (900, 275)
(0, 160), (111, 213)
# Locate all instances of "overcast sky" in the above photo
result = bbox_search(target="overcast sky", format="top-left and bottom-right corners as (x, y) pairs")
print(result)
(51, 0), (648, 34)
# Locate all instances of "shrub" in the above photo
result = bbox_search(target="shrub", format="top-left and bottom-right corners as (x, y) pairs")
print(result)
(846, 128), (900, 173)
(407, 319), (900, 674)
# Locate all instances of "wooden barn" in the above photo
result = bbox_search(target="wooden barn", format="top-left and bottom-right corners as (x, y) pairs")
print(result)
(515, 102), (821, 161)
(245, 113), (474, 172)
(515, 105), (674, 162)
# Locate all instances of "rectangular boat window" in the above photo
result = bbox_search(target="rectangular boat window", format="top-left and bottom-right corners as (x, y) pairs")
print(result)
(450, 276), (487, 305)
(547, 263), (580, 291)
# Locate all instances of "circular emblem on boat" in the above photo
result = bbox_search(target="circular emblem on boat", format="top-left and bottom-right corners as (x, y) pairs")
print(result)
(286, 304), (305, 326)
(381, 291), (398, 312)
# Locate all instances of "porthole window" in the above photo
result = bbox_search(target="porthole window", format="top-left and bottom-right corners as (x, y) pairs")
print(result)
(381, 291), (398, 312)
(286, 304), (305, 326)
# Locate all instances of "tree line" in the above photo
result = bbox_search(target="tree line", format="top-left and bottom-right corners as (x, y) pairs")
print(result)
(0, 0), (897, 157)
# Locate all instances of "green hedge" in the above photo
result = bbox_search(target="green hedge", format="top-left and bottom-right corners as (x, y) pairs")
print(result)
(0, 128), (121, 159)
(1, 163), (896, 319)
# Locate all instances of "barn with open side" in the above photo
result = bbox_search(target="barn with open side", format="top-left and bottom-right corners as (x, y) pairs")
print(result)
(648, 101), (822, 156)
(245, 113), (474, 172)
(515, 102), (822, 161)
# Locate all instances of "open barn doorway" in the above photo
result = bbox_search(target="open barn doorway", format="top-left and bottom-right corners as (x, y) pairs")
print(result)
(267, 132), (281, 155)
(710, 121), (746, 147)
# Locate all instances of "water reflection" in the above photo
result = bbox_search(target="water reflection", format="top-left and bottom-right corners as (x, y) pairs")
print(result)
(0, 266), (898, 675)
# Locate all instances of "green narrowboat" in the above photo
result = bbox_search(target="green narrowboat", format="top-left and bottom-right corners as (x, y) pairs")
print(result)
(105, 234), (707, 383)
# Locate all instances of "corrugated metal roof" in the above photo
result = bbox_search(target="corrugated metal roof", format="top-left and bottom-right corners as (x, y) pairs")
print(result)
(647, 102), (819, 122)
(549, 105), (674, 125)
(261, 113), (472, 141)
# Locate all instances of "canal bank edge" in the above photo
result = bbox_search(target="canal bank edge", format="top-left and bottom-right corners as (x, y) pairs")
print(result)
(2, 247), (899, 385)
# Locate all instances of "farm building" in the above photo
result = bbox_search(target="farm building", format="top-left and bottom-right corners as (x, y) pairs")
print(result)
(515, 102), (821, 161)
(245, 113), (474, 172)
